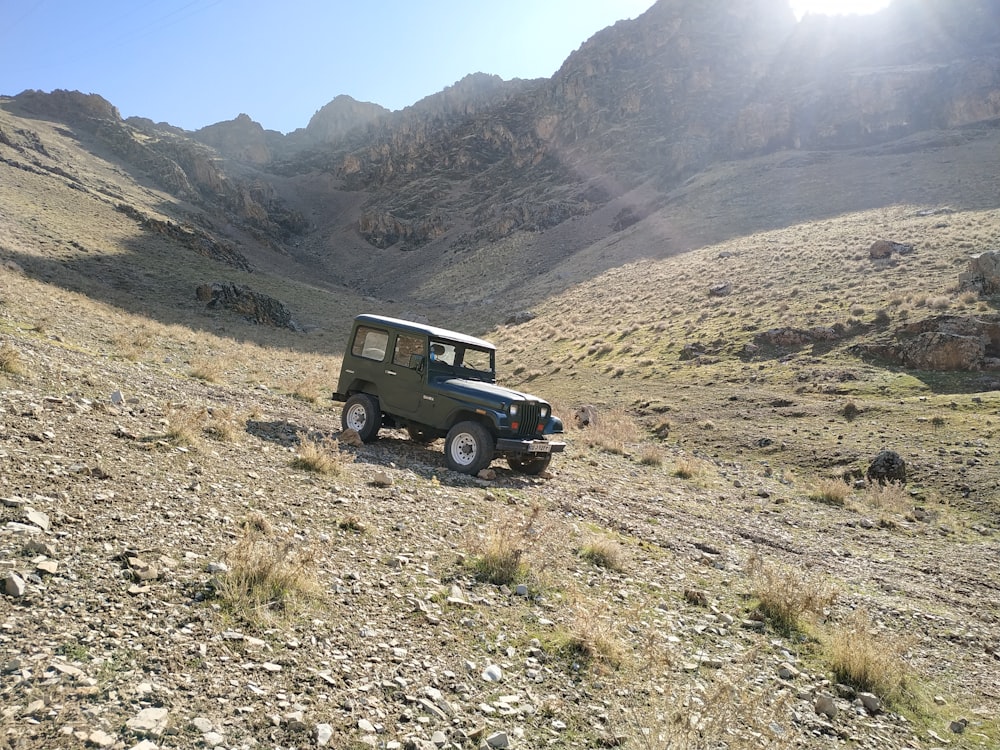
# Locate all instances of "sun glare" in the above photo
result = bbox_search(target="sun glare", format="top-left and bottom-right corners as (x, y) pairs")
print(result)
(789, 1), (893, 21)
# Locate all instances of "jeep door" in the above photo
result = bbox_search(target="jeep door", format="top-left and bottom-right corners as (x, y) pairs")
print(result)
(378, 332), (425, 415)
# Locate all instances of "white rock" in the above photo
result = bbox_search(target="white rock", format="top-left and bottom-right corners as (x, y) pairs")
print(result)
(858, 692), (881, 715)
(25, 509), (50, 531)
(482, 664), (503, 682)
(126, 707), (170, 736)
(203, 732), (225, 747)
(4, 572), (26, 597)
(190, 717), (213, 733)
(486, 731), (510, 748)
(316, 723), (334, 746)
(88, 730), (116, 748)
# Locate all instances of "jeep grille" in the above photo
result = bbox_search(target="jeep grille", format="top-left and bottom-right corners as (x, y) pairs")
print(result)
(517, 403), (542, 437)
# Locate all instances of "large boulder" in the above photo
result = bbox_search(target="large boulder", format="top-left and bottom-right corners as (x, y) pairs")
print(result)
(958, 251), (1000, 295)
(867, 450), (906, 484)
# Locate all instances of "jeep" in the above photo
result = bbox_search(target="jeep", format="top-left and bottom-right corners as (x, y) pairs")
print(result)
(332, 314), (565, 475)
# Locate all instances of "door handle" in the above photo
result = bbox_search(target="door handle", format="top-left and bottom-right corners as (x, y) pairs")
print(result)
(385, 369), (397, 376)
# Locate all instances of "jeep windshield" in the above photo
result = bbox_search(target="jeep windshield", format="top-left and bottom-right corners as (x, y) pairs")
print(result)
(430, 339), (495, 382)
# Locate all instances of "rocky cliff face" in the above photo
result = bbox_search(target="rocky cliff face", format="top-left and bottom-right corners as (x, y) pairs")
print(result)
(194, 113), (272, 165)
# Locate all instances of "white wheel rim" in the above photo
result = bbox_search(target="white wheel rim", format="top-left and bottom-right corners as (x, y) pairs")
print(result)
(347, 405), (367, 431)
(450, 432), (477, 466)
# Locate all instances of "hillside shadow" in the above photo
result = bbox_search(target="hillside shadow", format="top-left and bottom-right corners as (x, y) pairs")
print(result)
(2, 221), (344, 355)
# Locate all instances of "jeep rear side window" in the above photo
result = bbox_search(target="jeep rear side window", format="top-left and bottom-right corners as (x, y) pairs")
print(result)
(393, 334), (424, 368)
(352, 326), (388, 361)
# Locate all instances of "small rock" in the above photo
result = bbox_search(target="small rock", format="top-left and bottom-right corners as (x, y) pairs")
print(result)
(431, 729), (447, 747)
(482, 664), (503, 682)
(191, 717), (213, 733)
(814, 694), (838, 720)
(485, 731), (510, 749)
(25, 509), (50, 532)
(949, 718), (969, 734)
(358, 718), (377, 734)
(110, 390), (125, 406)
(340, 429), (363, 447)
(4, 572), (26, 597)
(777, 663), (800, 680)
(203, 732), (225, 748)
(87, 730), (116, 747)
(477, 468), (496, 481)
(372, 471), (393, 487)
(126, 707), (170, 736)
(858, 692), (881, 715)
(316, 723), (333, 746)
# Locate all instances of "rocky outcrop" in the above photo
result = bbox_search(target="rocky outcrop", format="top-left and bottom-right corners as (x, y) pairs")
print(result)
(958, 251), (1000, 295)
(303, 95), (389, 144)
(194, 114), (271, 165)
(853, 314), (1000, 370)
(358, 211), (447, 249)
(195, 282), (300, 330)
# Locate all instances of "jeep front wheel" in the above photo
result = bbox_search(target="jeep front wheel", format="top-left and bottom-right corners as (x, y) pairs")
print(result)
(445, 421), (494, 475)
(508, 453), (552, 475)
(341, 394), (381, 443)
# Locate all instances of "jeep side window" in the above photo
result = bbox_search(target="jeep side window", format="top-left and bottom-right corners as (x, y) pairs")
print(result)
(352, 326), (388, 361)
(393, 334), (424, 368)
(429, 340), (455, 366)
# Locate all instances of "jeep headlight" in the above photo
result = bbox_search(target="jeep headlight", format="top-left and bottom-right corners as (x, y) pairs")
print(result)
(540, 405), (549, 418)
(509, 404), (519, 417)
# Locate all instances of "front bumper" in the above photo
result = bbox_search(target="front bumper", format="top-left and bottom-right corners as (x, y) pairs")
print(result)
(495, 438), (566, 455)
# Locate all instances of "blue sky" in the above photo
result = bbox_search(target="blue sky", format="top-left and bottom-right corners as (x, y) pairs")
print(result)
(0, 0), (659, 133)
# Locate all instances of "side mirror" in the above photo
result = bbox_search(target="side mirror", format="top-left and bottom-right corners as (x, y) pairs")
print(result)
(410, 354), (426, 373)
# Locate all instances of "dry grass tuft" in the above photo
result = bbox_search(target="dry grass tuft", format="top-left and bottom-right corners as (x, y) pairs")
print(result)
(291, 433), (342, 474)
(0, 343), (24, 375)
(621, 651), (796, 750)
(637, 445), (663, 466)
(748, 553), (838, 634)
(672, 457), (704, 480)
(216, 512), (319, 626)
(164, 405), (205, 447)
(579, 535), (625, 572)
(559, 604), (626, 669)
(808, 478), (852, 506)
(204, 407), (242, 443)
(289, 373), (324, 403)
(189, 357), (227, 383)
(582, 408), (641, 455)
(825, 609), (911, 705)
(467, 505), (546, 586)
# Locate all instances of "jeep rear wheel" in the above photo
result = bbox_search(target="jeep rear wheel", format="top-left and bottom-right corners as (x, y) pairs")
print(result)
(341, 394), (381, 443)
(508, 453), (552, 475)
(445, 421), (494, 475)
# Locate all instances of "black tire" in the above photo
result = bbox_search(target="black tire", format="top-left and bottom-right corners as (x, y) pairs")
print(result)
(444, 421), (495, 475)
(508, 453), (552, 475)
(341, 394), (381, 443)
(406, 425), (438, 444)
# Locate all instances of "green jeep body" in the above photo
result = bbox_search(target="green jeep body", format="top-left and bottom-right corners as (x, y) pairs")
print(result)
(333, 314), (565, 475)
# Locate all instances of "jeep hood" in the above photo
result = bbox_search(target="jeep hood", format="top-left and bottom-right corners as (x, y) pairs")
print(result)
(434, 377), (546, 406)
